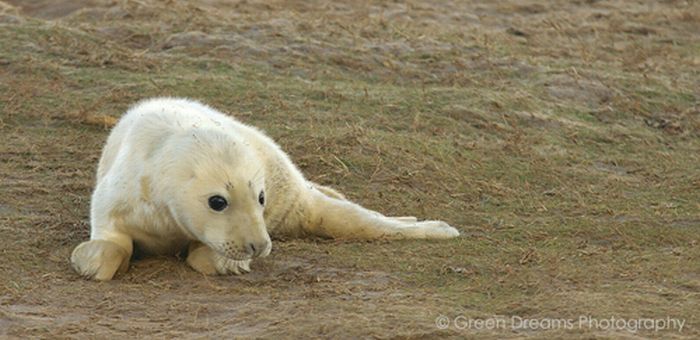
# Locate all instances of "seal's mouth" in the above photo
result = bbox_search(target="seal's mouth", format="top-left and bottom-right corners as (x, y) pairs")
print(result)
(220, 252), (252, 261)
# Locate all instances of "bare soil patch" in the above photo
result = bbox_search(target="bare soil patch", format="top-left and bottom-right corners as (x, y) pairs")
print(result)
(1, 0), (698, 338)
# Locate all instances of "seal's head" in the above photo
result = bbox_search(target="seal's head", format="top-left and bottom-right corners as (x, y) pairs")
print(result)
(163, 129), (272, 260)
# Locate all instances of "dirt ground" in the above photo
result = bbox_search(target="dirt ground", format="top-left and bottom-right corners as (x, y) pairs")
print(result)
(0, 0), (698, 338)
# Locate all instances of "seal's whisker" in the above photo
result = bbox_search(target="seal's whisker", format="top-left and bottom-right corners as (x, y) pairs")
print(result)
(252, 167), (265, 185)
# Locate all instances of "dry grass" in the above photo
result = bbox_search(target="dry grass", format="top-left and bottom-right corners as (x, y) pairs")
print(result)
(1, 0), (698, 338)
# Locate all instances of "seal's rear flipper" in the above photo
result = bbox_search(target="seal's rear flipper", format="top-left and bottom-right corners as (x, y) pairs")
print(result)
(304, 189), (459, 240)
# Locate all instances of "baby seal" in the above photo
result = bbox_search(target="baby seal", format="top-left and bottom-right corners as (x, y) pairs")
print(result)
(71, 98), (459, 280)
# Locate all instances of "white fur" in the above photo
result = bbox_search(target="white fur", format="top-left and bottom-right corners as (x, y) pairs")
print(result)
(71, 98), (459, 280)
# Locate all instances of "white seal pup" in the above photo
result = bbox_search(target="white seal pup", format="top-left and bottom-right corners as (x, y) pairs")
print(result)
(71, 98), (459, 280)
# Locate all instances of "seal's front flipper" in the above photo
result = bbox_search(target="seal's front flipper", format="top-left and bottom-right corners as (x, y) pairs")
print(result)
(309, 182), (347, 200)
(186, 241), (251, 275)
(71, 239), (132, 281)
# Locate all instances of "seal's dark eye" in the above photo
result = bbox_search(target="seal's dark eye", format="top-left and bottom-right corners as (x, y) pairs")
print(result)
(208, 195), (228, 211)
(258, 190), (265, 206)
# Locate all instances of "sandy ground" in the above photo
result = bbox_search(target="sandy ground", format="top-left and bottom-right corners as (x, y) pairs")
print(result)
(1, 0), (698, 338)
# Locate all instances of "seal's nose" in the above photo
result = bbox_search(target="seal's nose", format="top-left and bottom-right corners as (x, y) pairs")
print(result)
(245, 240), (271, 258)
(245, 243), (256, 256)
